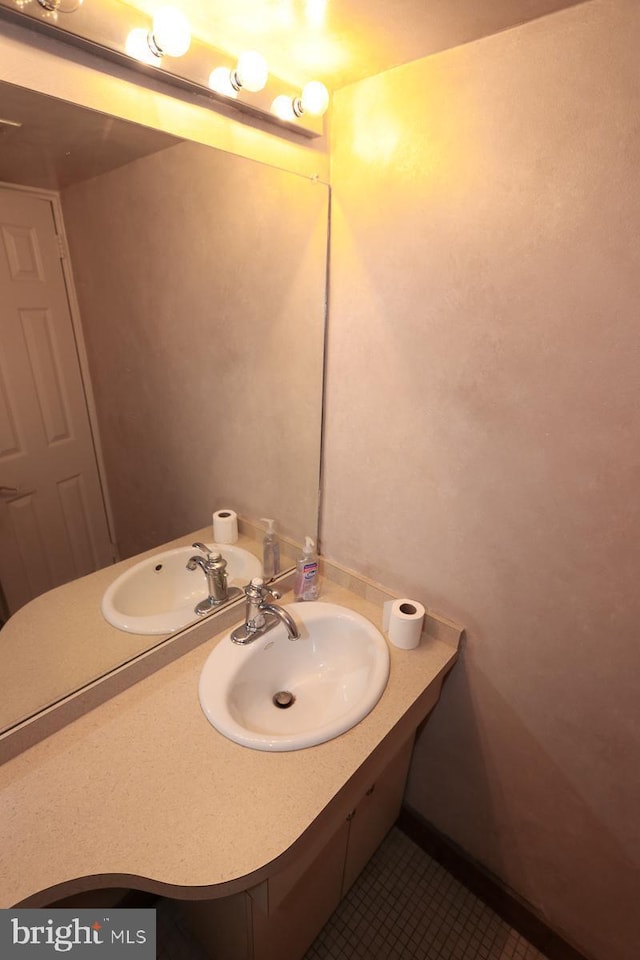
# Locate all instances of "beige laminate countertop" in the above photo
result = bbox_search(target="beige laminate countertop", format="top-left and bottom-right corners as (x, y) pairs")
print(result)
(0, 577), (459, 909)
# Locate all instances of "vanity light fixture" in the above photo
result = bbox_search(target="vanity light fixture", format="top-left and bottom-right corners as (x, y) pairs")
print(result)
(305, 0), (327, 29)
(146, 6), (191, 59)
(0, 0), (325, 137)
(210, 51), (268, 98)
(272, 80), (330, 120)
(208, 66), (238, 99)
(125, 27), (161, 65)
(35, 0), (82, 12)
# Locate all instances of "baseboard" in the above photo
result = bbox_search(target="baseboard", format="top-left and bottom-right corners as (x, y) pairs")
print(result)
(397, 806), (592, 960)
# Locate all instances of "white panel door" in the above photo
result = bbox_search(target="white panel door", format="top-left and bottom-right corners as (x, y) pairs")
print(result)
(0, 186), (114, 615)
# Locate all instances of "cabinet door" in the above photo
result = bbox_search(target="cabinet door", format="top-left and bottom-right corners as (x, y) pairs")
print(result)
(252, 819), (349, 960)
(342, 734), (414, 895)
(181, 893), (254, 960)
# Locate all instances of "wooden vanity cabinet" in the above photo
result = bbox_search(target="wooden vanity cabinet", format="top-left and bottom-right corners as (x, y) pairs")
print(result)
(182, 733), (414, 960)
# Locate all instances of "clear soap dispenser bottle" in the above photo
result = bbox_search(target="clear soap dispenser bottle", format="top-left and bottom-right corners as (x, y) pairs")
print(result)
(261, 518), (280, 581)
(293, 536), (320, 601)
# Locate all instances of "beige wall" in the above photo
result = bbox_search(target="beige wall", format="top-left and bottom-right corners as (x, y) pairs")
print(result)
(324, 2), (640, 958)
(62, 141), (327, 557)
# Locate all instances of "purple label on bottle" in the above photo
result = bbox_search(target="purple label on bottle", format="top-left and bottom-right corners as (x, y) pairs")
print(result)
(303, 561), (318, 580)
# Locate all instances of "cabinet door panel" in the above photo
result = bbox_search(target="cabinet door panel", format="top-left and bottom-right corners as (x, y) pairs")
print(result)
(253, 820), (349, 960)
(181, 893), (253, 960)
(342, 734), (414, 895)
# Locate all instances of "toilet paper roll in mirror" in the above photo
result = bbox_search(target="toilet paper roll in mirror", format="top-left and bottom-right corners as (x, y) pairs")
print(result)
(213, 509), (238, 544)
(387, 598), (425, 649)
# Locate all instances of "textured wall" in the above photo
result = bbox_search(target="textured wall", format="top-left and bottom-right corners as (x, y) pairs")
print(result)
(324, 2), (640, 958)
(62, 141), (327, 557)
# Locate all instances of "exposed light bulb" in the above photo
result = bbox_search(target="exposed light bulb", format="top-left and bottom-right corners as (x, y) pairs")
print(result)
(305, 0), (327, 29)
(36, 0), (83, 11)
(298, 81), (329, 117)
(231, 51), (268, 93)
(208, 67), (238, 100)
(271, 95), (297, 122)
(126, 27), (160, 65)
(148, 6), (191, 58)
(277, 81), (330, 123)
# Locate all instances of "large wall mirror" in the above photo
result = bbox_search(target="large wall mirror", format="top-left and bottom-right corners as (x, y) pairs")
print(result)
(0, 79), (328, 735)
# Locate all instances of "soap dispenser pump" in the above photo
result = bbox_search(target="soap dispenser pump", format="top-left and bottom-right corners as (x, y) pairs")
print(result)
(260, 518), (280, 580)
(293, 536), (320, 601)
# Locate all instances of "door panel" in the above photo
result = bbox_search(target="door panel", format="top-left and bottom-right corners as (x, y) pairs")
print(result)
(0, 359), (21, 457)
(21, 307), (73, 444)
(0, 186), (114, 614)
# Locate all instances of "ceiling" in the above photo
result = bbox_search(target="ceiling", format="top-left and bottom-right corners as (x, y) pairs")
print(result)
(126, 0), (589, 90)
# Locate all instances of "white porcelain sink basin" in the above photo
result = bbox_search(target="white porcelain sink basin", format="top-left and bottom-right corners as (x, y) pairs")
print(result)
(198, 601), (390, 751)
(102, 543), (262, 635)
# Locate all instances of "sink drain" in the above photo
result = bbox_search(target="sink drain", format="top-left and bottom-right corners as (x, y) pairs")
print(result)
(273, 691), (295, 709)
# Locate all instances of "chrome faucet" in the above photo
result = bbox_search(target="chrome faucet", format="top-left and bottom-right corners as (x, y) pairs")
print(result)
(231, 578), (300, 644)
(187, 542), (240, 616)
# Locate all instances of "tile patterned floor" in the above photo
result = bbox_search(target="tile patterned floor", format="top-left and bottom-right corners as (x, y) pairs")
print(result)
(157, 827), (550, 960)
(304, 829), (547, 960)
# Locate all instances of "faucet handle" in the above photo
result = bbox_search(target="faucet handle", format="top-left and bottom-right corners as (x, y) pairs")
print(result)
(209, 552), (227, 574)
(192, 541), (219, 561)
(246, 577), (266, 600)
(246, 577), (281, 602)
(191, 540), (211, 558)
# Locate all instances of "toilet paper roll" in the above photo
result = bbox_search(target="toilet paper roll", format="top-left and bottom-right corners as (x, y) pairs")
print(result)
(213, 509), (239, 544)
(386, 598), (425, 650)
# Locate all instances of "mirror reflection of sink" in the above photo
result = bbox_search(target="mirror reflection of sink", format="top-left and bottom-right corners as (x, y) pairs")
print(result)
(101, 544), (262, 635)
(198, 601), (390, 752)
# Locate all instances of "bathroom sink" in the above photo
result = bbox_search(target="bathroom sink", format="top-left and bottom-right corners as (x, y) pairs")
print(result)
(101, 544), (262, 635)
(198, 601), (390, 751)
